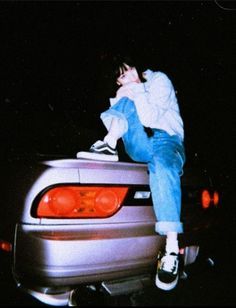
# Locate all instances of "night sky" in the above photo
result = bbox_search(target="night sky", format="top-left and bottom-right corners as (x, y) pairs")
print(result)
(1, 1), (235, 175)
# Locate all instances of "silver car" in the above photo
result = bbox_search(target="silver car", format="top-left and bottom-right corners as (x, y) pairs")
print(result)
(1, 156), (221, 306)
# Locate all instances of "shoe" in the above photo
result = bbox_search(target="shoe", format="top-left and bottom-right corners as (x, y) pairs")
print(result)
(76, 140), (119, 162)
(155, 252), (179, 291)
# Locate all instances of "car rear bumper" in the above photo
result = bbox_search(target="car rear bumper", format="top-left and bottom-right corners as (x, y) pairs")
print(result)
(13, 210), (222, 291)
(13, 222), (163, 287)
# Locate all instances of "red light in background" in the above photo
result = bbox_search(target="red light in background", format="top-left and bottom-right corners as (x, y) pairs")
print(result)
(213, 191), (219, 206)
(201, 190), (211, 209)
(201, 189), (220, 209)
(0, 240), (12, 252)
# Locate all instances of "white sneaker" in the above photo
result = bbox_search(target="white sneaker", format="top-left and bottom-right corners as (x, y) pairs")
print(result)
(76, 140), (119, 162)
(155, 252), (179, 291)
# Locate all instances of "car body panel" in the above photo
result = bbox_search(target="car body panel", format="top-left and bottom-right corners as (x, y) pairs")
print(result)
(14, 221), (161, 285)
(14, 159), (163, 289)
(0, 156), (222, 305)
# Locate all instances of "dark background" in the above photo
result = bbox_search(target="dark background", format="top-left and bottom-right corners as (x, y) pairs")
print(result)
(0, 1), (235, 306)
(1, 0), (235, 179)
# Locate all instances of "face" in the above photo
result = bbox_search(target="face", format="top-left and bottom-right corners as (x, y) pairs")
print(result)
(116, 63), (141, 86)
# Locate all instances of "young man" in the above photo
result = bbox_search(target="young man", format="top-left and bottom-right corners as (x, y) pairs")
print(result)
(77, 58), (185, 291)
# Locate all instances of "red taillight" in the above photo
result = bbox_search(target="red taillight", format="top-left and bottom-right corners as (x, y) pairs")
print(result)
(0, 240), (12, 252)
(36, 186), (128, 218)
(201, 189), (220, 209)
(213, 191), (219, 206)
(201, 190), (211, 209)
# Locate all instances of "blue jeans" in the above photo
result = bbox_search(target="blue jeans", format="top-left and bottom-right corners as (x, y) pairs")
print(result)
(101, 97), (186, 235)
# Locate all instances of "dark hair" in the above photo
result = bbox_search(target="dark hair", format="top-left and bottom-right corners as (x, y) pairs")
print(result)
(99, 53), (147, 97)
(110, 54), (146, 84)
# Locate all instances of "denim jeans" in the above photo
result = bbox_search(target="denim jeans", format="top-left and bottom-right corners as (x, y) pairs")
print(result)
(101, 97), (186, 235)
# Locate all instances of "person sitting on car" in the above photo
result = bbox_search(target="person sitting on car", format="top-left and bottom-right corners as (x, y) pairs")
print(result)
(77, 55), (186, 291)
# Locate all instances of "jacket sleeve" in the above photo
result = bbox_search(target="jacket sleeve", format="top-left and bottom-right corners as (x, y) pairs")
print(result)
(133, 72), (174, 127)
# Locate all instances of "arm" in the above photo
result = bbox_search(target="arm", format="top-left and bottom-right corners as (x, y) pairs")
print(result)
(120, 72), (174, 127)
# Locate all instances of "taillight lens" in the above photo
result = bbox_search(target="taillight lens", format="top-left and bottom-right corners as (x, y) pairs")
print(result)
(0, 240), (12, 252)
(36, 186), (128, 218)
(213, 191), (219, 206)
(201, 190), (211, 209)
(201, 189), (220, 209)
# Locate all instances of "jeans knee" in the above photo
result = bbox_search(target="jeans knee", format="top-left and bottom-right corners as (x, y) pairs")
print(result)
(113, 97), (136, 117)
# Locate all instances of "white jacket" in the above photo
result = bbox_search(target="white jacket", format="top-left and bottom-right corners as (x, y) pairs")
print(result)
(109, 69), (184, 141)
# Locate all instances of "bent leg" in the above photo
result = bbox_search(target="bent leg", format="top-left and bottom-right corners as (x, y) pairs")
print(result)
(103, 117), (124, 149)
(101, 97), (152, 162)
(77, 97), (151, 161)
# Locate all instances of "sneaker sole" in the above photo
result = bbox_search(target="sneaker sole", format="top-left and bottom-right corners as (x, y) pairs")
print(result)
(155, 274), (179, 291)
(76, 151), (119, 162)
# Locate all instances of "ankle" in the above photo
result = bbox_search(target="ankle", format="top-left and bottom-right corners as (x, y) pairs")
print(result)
(165, 239), (179, 255)
(103, 135), (117, 149)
